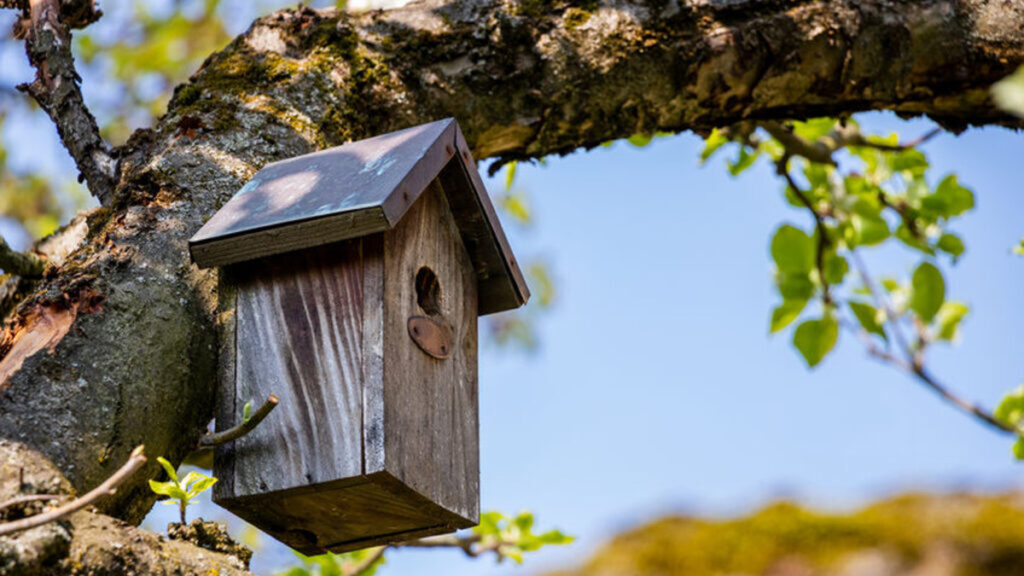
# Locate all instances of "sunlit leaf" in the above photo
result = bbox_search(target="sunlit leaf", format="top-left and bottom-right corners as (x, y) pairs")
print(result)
(849, 301), (886, 341)
(770, 299), (807, 333)
(909, 262), (945, 323)
(793, 316), (838, 368)
(771, 225), (814, 273)
(935, 302), (968, 341)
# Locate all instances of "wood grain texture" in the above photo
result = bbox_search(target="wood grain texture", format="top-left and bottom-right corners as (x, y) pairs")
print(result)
(212, 269), (239, 501)
(190, 206), (388, 269)
(381, 178), (479, 524)
(228, 240), (371, 496)
(214, 179), (480, 552)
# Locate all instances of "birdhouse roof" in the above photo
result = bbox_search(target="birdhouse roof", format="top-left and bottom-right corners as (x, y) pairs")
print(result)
(189, 118), (528, 315)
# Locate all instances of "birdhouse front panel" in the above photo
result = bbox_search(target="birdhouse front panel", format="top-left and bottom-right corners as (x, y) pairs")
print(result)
(378, 179), (479, 524)
(191, 118), (528, 555)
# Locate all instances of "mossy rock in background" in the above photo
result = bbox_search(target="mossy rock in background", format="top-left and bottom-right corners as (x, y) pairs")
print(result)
(544, 492), (1024, 576)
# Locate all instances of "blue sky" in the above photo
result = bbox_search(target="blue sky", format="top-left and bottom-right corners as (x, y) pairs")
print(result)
(139, 114), (1024, 575)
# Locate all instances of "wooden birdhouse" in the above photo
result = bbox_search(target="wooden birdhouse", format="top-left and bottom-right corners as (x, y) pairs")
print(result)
(188, 119), (529, 554)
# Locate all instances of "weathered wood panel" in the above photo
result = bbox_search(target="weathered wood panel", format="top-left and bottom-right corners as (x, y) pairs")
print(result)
(220, 472), (470, 555)
(227, 240), (372, 496)
(381, 179), (479, 524)
(212, 269), (239, 502)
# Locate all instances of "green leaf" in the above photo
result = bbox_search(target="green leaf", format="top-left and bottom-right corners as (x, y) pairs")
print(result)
(512, 511), (535, 533)
(937, 233), (965, 263)
(180, 471), (202, 490)
(992, 65), (1024, 119)
(1013, 437), (1024, 460)
(922, 174), (974, 218)
(909, 262), (945, 323)
(791, 118), (837, 142)
(504, 161), (517, 191)
(823, 252), (848, 285)
(935, 302), (968, 341)
(474, 512), (504, 537)
(190, 478), (218, 497)
(536, 530), (574, 545)
(776, 273), (815, 301)
(727, 147), (759, 176)
(793, 316), (839, 368)
(850, 214), (889, 247)
(996, 385), (1024, 427)
(242, 401), (252, 423)
(849, 301), (886, 341)
(771, 225), (815, 273)
(700, 129), (729, 164)
(149, 479), (176, 497)
(770, 299), (808, 333)
(890, 149), (928, 175)
(895, 224), (935, 256)
(157, 456), (178, 483)
(1013, 239), (1024, 256)
(500, 193), (531, 225)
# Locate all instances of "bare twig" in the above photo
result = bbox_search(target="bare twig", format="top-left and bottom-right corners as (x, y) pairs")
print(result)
(847, 251), (1013, 435)
(199, 394), (279, 447)
(777, 159), (833, 306)
(17, 0), (117, 204)
(342, 534), (517, 576)
(0, 445), (146, 537)
(844, 126), (942, 152)
(0, 235), (46, 278)
(0, 494), (64, 513)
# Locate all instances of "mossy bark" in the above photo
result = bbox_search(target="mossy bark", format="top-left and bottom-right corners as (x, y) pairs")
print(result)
(1, 0), (1023, 572)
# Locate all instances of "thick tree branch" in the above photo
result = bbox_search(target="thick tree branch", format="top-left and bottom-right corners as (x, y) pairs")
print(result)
(0, 236), (45, 279)
(16, 0), (116, 204)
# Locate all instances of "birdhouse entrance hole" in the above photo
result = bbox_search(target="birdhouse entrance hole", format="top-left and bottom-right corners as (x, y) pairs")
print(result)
(416, 267), (441, 316)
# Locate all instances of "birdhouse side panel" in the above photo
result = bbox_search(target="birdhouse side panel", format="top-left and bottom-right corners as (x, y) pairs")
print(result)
(379, 178), (480, 525)
(223, 240), (378, 497)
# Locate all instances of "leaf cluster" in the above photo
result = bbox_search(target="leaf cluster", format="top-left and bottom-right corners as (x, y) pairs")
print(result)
(148, 456), (217, 524)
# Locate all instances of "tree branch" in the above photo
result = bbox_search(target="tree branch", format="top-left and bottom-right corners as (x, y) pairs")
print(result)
(847, 251), (1014, 435)
(776, 159), (833, 306)
(199, 395), (278, 447)
(0, 235), (45, 278)
(16, 0), (117, 204)
(0, 445), (146, 537)
(0, 494), (64, 513)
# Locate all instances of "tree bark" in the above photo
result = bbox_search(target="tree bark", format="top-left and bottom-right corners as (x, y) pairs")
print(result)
(2, 0), (1023, 572)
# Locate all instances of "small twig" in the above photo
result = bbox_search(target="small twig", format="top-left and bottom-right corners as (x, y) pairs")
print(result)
(0, 445), (146, 537)
(845, 126), (942, 152)
(777, 159), (833, 306)
(846, 251), (1013, 435)
(0, 235), (46, 278)
(762, 122), (836, 165)
(199, 394), (279, 447)
(17, 0), (117, 204)
(0, 494), (64, 513)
